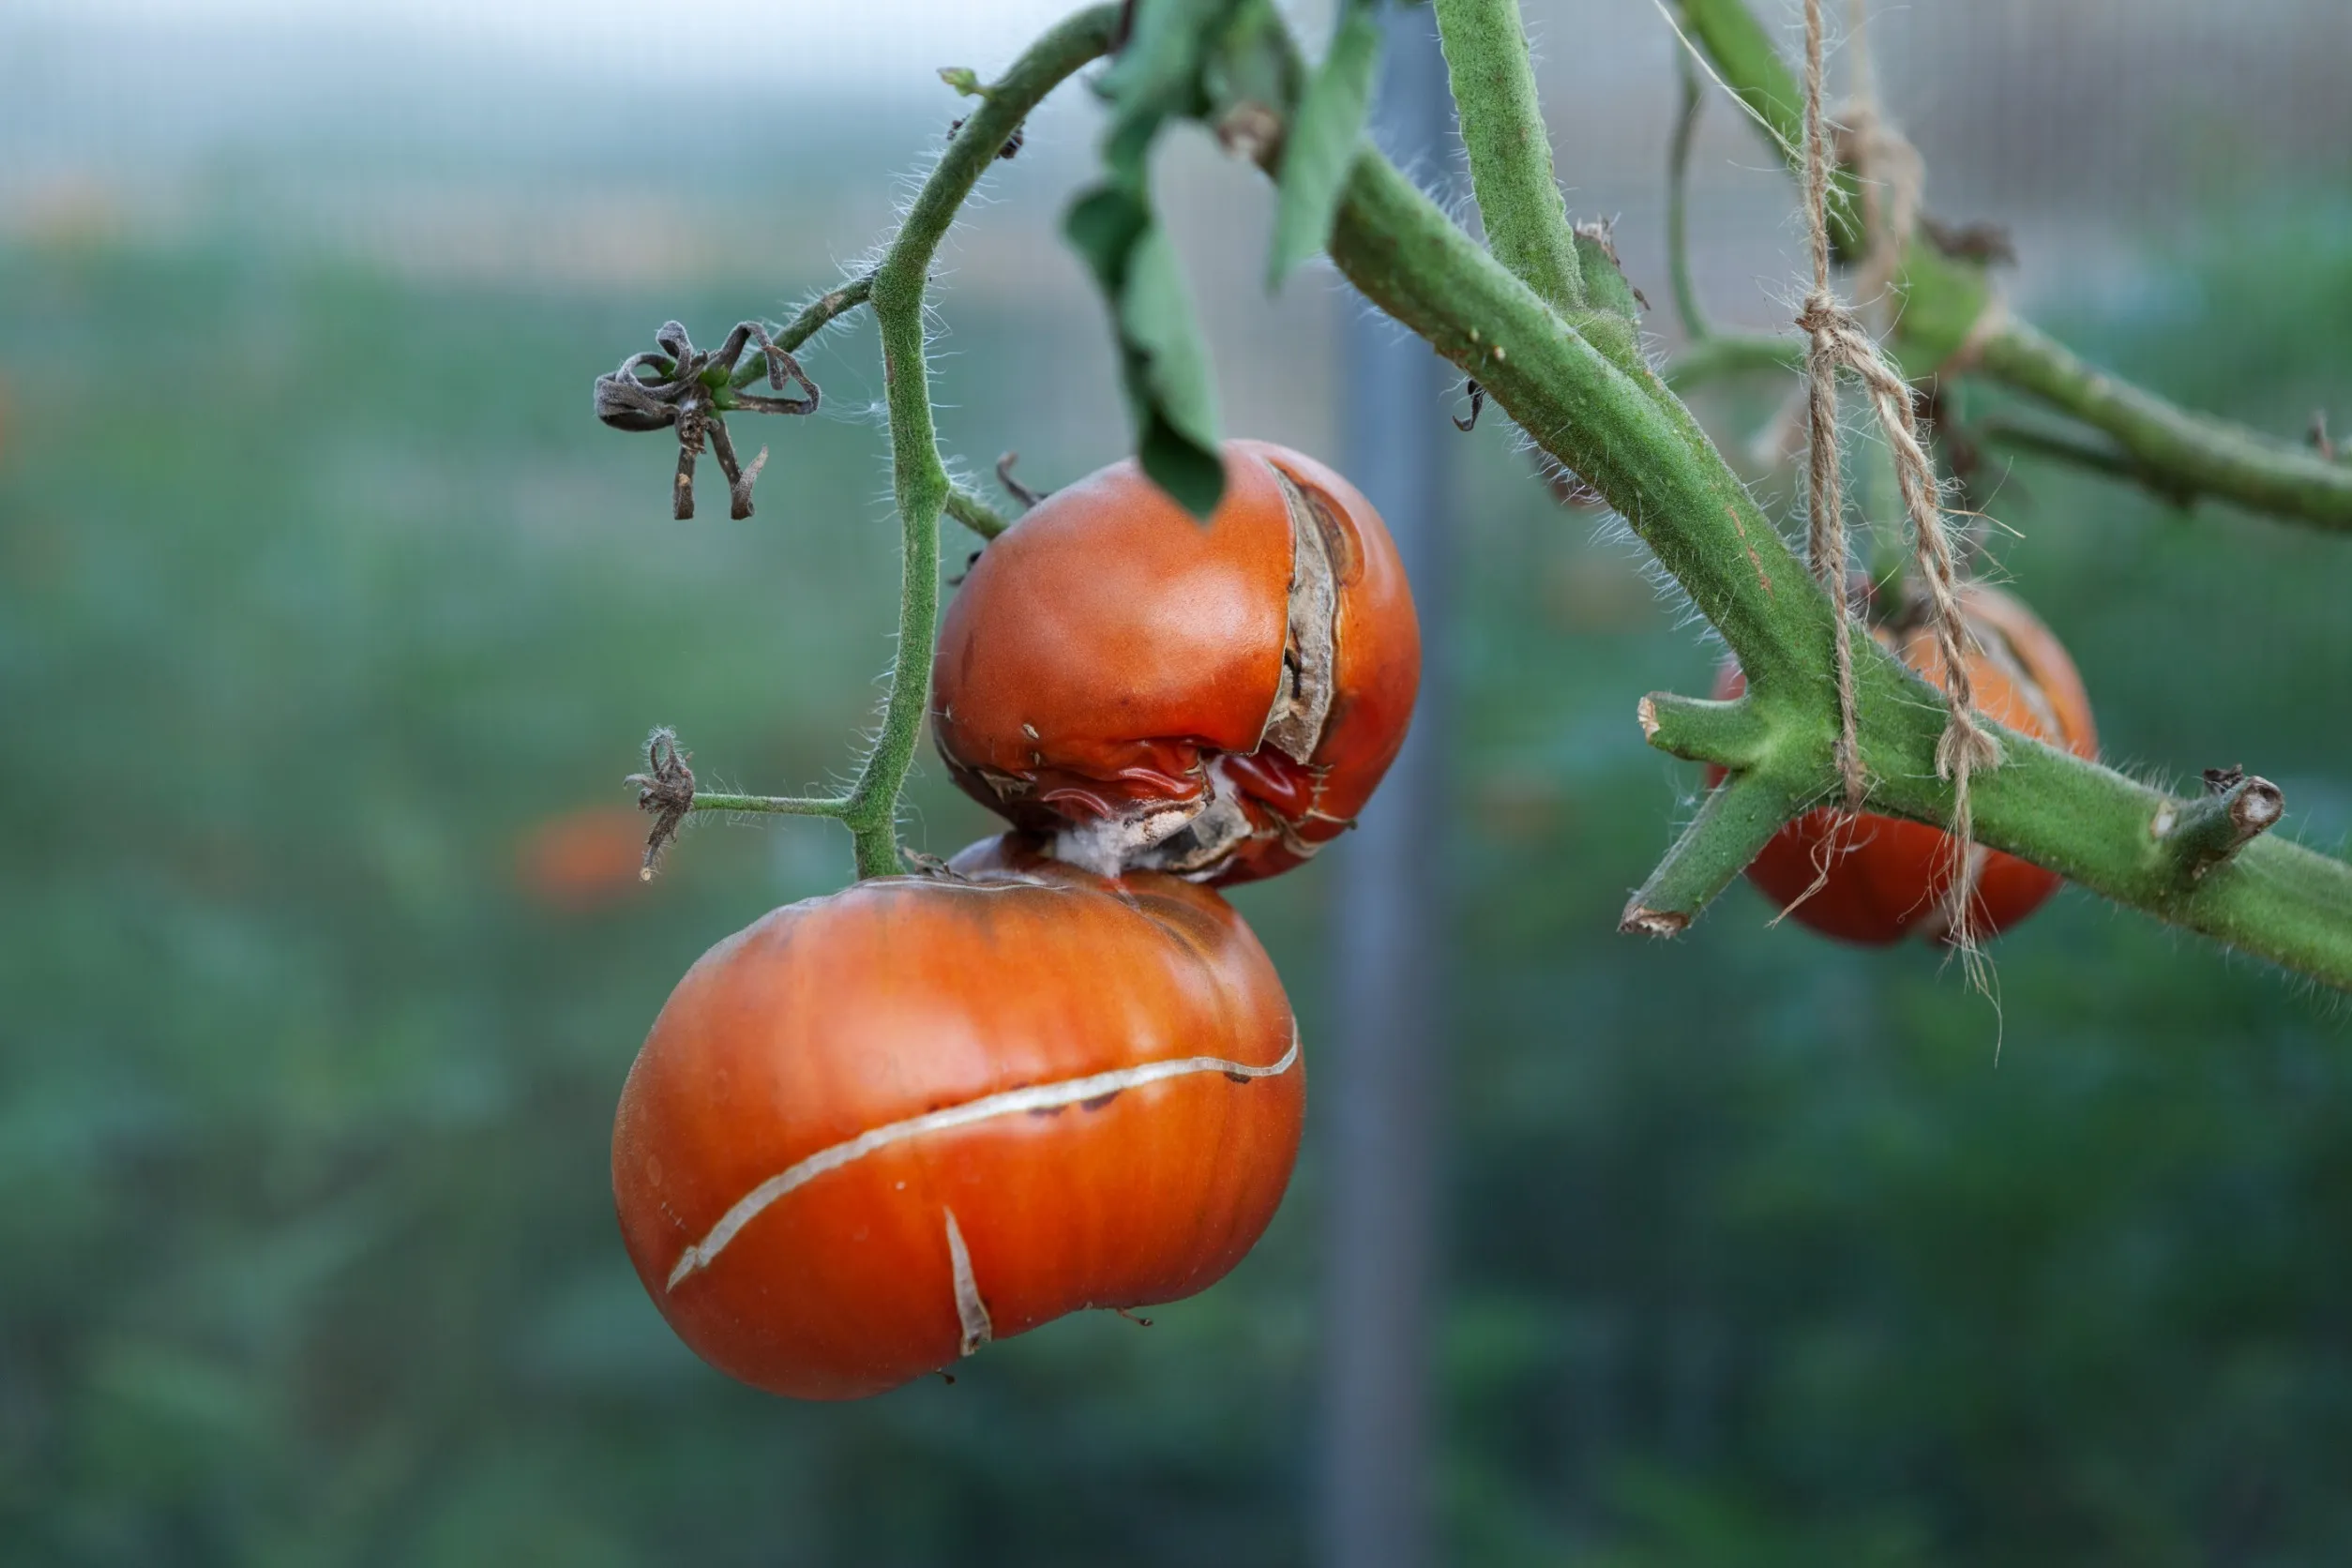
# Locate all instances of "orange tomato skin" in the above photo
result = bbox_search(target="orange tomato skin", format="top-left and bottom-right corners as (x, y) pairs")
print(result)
(931, 441), (1420, 884)
(1711, 588), (2098, 945)
(611, 837), (1304, 1400)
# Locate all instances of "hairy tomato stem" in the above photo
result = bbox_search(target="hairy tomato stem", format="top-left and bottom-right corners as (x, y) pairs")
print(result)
(1976, 322), (2352, 532)
(1315, 133), (2352, 985)
(834, 6), (1121, 878)
(1432, 0), (1585, 313)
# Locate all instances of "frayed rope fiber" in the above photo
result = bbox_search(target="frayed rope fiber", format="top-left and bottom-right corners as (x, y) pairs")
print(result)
(1794, 0), (2001, 942)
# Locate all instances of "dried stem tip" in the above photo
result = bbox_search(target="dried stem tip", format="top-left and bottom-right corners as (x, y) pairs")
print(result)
(994, 452), (1048, 510)
(627, 728), (697, 879)
(1620, 905), (1691, 939)
(2150, 765), (2284, 881)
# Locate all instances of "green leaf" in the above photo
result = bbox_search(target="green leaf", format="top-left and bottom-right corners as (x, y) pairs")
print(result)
(1063, 0), (1254, 519)
(1201, 0), (1298, 125)
(1067, 187), (1227, 519)
(1267, 3), (1382, 288)
(1122, 226), (1226, 516)
(937, 66), (987, 98)
(1093, 0), (1242, 141)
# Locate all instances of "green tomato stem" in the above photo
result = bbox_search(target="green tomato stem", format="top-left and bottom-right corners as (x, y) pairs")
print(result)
(1975, 321), (2352, 532)
(1317, 138), (2352, 987)
(691, 793), (851, 818)
(1432, 0), (1586, 313)
(837, 5), (1121, 879)
(944, 486), (1013, 541)
(730, 276), (877, 388)
(1621, 769), (1803, 936)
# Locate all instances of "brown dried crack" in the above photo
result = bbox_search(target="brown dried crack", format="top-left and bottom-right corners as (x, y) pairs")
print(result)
(1257, 466), (1338, 767)
(1050, 466), (1343, 880)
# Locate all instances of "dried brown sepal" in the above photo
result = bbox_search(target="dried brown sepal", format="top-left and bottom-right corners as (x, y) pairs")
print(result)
(898, 846), (969, 881)
(594, 321), (818, 520)
(995, 452), (1048, 510)
(627, 728), (696, 880)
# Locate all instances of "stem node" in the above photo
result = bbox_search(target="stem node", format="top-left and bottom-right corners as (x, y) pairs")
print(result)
(2152, 767), (2286, 882)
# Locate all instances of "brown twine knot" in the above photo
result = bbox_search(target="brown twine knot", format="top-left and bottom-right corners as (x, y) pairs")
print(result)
(1794, 0), (2000, 948)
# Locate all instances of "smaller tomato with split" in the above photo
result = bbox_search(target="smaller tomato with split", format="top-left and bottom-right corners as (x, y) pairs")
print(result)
(1712, 586), (2098, 944)
(930, 441), (1420, 885)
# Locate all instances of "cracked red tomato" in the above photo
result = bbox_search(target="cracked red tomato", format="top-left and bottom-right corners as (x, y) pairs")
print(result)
(611, 835), (1304, 1401)
(931, 441), (1420, 884)
(1714, 586), (2098, 944)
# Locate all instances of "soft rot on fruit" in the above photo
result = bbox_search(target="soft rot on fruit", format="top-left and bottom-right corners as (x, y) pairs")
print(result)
(1714, 586), (2098, 945)
(931, 441), (1420, 885)
(611, 836), (1304, 1400)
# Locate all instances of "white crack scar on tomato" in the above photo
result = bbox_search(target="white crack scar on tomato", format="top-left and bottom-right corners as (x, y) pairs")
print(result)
(942, 1207), (992, 1355)
(663, 1024), (1303, 1290)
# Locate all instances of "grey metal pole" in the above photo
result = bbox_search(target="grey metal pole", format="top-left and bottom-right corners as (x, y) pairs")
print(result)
(1316, 8), (1455, 1568)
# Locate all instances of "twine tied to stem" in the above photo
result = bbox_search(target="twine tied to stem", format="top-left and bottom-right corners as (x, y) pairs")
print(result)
(1794, 0), (2001, 938)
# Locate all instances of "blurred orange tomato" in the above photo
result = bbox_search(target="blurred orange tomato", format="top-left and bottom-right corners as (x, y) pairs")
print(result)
(515, 806), (650, 912)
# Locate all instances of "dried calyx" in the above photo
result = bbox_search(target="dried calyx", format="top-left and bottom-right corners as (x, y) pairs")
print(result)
(1049, 467), (1341, 881)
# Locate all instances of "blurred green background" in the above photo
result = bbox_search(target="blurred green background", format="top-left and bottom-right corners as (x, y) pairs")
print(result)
(6, 1), (2352, 1563)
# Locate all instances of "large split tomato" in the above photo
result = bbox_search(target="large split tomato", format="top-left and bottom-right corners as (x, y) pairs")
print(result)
(1714, 586), (2098, 944)
(611, 836), (1304, 1400)
(931, 441), (1420, 885)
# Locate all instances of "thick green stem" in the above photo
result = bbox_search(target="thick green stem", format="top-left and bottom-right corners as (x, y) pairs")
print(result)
(1621, 769), (1803, 935)
(1871, 731), (2349, 984)
(1635, 679), (2352, 980)
(1433, 0), (1586, 313)
(836, 5), (1120, 878)
(1331, 152), (1821, 696)
(1976, 321), (2352, 532)
(1322, 143), (2352, 988)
